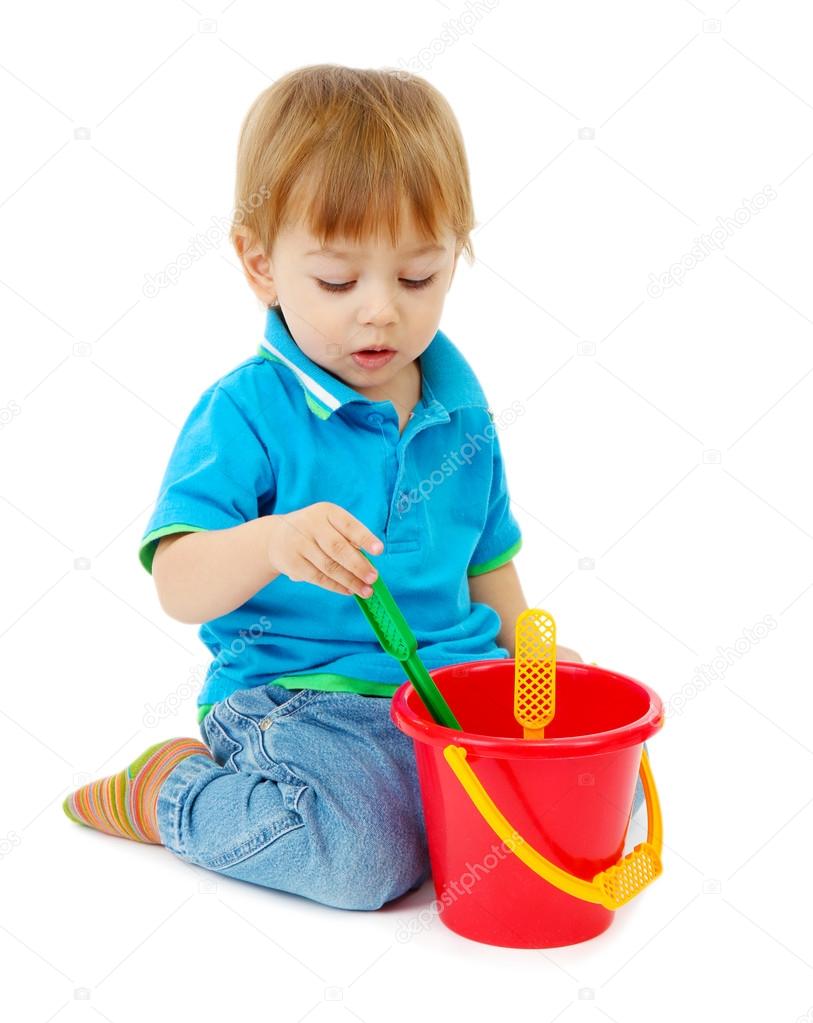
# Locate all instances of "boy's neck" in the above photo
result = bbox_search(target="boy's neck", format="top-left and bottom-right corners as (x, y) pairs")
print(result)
(353, 356), (422, 413)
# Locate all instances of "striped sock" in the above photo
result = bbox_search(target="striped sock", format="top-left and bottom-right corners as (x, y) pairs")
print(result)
(63, 737), (213, 844)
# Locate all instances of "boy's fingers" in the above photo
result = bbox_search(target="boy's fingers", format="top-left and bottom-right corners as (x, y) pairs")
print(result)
(307, 536), (375, 596)
(326, 505), (383, 557)
(293, 549), (354, 596)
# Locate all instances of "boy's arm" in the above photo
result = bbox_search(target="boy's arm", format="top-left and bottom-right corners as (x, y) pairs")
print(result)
(468, 560), (583, 662)
(152, 517), (281, 624)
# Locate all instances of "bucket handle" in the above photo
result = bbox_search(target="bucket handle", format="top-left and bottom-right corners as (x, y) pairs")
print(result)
(442, 744), (663, 910)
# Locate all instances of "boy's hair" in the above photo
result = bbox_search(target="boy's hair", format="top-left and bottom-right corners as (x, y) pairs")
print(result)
(229, 64), (476, 269)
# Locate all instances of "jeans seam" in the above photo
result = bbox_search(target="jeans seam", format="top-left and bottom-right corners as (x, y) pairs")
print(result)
(223, 697), (282, 774)
(204, 813), (306, 870)
(221, 695), (312, 807)
(205, 710), (243, 772)
(156, 752), (217, 857)
(257, 686), (322, 728)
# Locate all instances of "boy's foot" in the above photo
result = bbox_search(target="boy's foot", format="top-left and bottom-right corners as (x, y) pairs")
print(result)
(63, 737), (213, 844)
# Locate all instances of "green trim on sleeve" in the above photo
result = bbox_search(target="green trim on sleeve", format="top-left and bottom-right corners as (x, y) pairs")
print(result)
(467, 535), (523, 577)
(139, 523), (209, 575)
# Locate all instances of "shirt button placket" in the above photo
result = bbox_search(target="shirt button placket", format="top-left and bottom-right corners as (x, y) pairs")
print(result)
(367, 410), (397, 537)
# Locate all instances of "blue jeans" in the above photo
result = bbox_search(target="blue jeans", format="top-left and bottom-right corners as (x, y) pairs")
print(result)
(155, 683), (648, 911)
(633, 745), (647, 817)
(155, 684), (431, 910)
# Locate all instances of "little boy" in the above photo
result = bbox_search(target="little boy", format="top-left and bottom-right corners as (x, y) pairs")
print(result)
(63, 64), (594, 910)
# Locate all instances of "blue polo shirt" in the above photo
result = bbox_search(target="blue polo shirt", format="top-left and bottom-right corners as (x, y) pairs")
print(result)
(139, 306), (523, 723)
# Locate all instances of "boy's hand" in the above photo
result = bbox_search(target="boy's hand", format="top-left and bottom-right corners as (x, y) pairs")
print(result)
(266, 503), (384, 598)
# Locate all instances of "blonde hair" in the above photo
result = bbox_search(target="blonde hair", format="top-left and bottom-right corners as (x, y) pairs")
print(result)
(229, 64), (476, 270)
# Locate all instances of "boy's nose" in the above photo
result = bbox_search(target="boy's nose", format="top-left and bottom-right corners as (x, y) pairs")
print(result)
(357, 291), (399, 328)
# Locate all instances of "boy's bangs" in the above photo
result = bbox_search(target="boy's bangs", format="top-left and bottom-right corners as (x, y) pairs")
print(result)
(285, 154), (448, 252)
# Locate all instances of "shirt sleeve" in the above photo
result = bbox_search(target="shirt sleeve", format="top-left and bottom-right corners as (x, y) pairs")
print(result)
(138, 384), (275, 574)
(467, 418), (523, 577)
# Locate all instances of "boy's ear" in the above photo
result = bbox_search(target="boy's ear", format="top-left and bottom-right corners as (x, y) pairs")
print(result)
(233, 228), (277, 306)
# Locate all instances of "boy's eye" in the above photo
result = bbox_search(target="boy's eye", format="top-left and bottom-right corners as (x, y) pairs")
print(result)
(316, 275), (436, 293)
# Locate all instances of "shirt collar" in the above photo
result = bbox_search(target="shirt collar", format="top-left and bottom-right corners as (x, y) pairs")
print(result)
(256, 305), (488, 421)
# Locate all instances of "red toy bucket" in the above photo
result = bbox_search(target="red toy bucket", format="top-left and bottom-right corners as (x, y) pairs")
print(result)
(391, 658), (665, 948)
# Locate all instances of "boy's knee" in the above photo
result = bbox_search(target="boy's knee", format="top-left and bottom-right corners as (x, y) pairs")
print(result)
(332, 815), (430, 911)
(335, 858), (429, 911)
(631, 772), (646, 817)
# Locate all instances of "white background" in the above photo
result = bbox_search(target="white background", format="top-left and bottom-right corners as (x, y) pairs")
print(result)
(1, 0), (811, 1020)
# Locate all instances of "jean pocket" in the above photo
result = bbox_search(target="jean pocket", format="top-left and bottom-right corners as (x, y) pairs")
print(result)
(258, 685), (323, 731)
(202, 710), (243, 771)
(200, 806), (307, 871)
(206, 699), (312, 815)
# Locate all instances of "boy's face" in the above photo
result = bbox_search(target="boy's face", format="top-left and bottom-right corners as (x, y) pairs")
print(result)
(236, 204), (462, 402)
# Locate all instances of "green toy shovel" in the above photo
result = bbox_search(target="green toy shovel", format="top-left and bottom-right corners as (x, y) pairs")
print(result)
(352, 550), (462, 730)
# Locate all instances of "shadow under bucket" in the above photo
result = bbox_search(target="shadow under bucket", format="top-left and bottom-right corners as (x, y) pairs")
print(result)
(391, 658), (665, 949)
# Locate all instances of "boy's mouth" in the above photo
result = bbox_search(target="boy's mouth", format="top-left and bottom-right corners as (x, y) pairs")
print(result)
(351, 348), (396, 369)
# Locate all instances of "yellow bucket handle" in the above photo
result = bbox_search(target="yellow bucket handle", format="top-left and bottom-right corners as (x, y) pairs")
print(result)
(442, 744), (663, 910)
